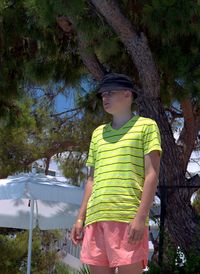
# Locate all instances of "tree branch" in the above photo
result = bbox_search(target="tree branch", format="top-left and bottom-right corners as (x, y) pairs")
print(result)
(57, 16), (105, 80)
(90, 0), (160, 96)
(44, 156), (51, 175)
(178, 99), (199, 171)
(23, 140), (78, 169)
(76, 31), (105, 80)
(50, 107), (82, 117)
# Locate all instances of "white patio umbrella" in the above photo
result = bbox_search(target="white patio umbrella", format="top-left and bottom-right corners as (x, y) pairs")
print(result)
(0, 173), (84, 274)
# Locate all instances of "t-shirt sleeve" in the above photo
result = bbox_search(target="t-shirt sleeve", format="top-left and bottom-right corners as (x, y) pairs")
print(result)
(86, 132), (96, 167)
(143, 121), (162, 155)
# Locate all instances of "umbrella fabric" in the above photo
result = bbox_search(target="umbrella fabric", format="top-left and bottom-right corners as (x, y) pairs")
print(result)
(0, 173), (83, 204)
(0, 173), (84, 274)
(0, 173), (83, 229)
(0, 199), (79, 229)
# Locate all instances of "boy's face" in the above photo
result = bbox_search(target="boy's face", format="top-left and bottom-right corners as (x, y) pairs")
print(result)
(101, 90), (133, 115)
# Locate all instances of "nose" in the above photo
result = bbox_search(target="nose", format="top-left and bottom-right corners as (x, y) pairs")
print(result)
(102, 95), (109, 103)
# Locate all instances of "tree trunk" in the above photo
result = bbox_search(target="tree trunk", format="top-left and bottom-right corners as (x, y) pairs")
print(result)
(44, 157), (51, 175)
(137, 96), (200, 255)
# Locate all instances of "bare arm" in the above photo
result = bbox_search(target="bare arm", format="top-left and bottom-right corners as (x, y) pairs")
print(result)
(128, 150), (161, 243)
(71, 167), (94, 244)
(75, 167), (94, 222)
(136, 150), (161, 221)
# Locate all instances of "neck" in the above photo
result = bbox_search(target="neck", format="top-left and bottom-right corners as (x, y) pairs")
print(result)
(111, 110), (133, 129)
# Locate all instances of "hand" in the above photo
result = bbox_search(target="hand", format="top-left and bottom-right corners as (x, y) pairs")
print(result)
(127, 216), (146, 244)
(71, 219), (84, 245)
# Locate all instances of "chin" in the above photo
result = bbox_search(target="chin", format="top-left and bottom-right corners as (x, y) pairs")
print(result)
(103, 106), (113, 114)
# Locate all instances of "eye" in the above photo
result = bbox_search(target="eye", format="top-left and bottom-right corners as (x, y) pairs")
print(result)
(101, 91), (109, 97)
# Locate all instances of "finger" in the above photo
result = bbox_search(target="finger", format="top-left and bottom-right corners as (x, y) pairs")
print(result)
(76, 228), (84, 243)
(128, 229), (135, 243)
(71, 227), (79, 245)
(71, 230), (77, 245)
(129, 230), (142, 243)
(127, 224), (131, 236)
(76, 227), (82, 238)
(131, 232), (143, 243)
(71, 233), (77, 244)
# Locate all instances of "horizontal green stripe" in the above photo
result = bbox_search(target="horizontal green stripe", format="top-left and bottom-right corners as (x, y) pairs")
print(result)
(96, 138), (143, 148)
(88, 193), (140, 201)
(94, 170), (144, 179)
(87, 200), (139, 209)
(94, 161), (144, 170)
(144, 129), (157, 137)
(93, 184), (140, 192)
(95, 153), (143, 164)
(89, 193), (140, 201)
(94, 177), (142, 183)
(86, 213), (137, 219)
(88, 199), (139, 206)
(96, 168), (143, 177)
(85, 217), (150, 227)
(85, 218), (133, 225)
(87, 203), (138, 210)
(86, 208), (136, 218)
(93, 146), (143, 156)
(144, 138), (159, 145)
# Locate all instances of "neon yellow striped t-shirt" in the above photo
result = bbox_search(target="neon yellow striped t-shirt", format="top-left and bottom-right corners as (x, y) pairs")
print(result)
(85, 115), (162, 226)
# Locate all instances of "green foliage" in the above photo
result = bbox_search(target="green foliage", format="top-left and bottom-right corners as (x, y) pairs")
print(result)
(57, 152), (86, 186)
(148, 249), (200, 274)
(0, 232), (27, 274)
(0, 89), (74, 178)
(143, 1), (200, 39)
(0, 228), (60, 274)
(55, 263), (77, 274)
(147, 228), (200, 274)
(78, 265), (90, 274)
(141, 1), (200, 103)
(0, 97), (39, 177)
(183, 247), (200, 274)
(1, 0), (200, 113)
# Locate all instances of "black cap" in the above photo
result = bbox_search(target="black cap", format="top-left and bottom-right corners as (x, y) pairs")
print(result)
(97, 73), (137, 99)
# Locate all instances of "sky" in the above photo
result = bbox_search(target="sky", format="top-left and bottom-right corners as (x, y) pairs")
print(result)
(54, 78), (92, 114)
(55, 93), (75, 114)
(55, 94), (70, 113)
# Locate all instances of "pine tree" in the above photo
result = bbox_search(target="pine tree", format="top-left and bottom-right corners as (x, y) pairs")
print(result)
(0, 0), (200, 264)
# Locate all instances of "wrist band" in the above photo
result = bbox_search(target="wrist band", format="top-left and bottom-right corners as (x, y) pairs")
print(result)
(77, 219), (84, 223)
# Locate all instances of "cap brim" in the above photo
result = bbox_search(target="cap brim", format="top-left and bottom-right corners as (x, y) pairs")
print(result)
(96, 89), (137, 99)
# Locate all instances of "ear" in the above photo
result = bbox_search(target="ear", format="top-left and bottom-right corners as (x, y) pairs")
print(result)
(124, 90), (132, 98)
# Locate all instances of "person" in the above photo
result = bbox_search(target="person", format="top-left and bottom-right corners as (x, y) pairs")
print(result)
(71, 73), (162, 274)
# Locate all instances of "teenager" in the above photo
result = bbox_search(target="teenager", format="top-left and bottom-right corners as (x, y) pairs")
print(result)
(71, 73), (162, 274)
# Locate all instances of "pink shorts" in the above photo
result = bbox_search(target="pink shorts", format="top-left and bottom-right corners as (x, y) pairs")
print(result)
(80, 221), (149, 268)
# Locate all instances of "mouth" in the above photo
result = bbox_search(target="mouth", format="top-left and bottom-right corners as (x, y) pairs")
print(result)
(103, 102), (110, 107)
